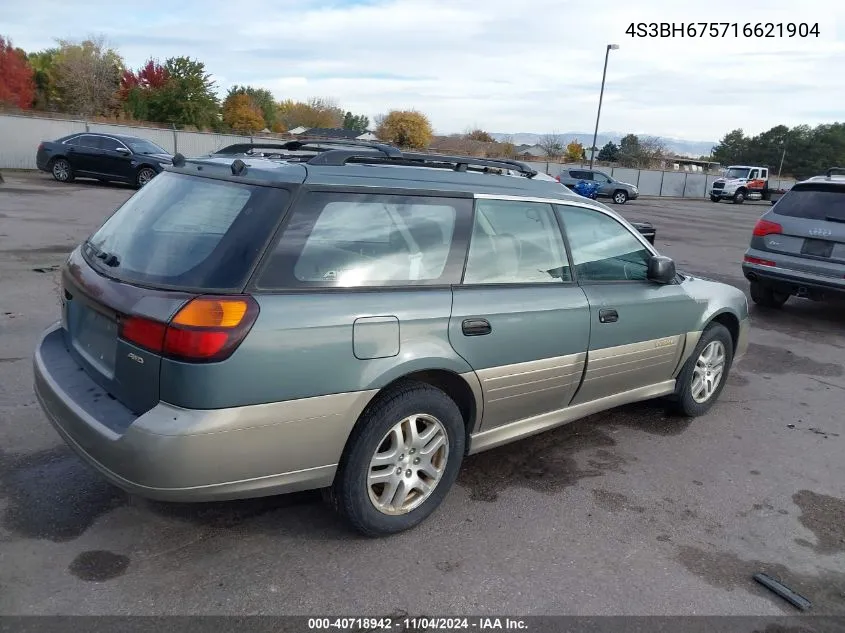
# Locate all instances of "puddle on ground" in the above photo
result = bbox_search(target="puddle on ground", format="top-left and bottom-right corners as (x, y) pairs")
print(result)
(591, 488), (646, 513)
(0, 447), (126, 542)
(457, 418), (623, 502)
(68, 550), (130, 582)
(792, 491), (845, 555)
(739, 344), (843, 378)
(675, 545), (845, 614)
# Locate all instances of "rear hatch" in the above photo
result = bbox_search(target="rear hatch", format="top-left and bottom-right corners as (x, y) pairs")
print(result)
(60, 170), (290, 415)
(756, 181), (845, 276)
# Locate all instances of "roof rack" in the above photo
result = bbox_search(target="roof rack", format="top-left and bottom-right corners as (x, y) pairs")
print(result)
(213, 139), (539, 178)
(312, 149), (539, 178)
(826, 167), (845, 177)
(214, 138), (402, 159)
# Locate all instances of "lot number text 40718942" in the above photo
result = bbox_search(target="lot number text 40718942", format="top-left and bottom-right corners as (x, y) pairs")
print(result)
(626, 22), (820, 38)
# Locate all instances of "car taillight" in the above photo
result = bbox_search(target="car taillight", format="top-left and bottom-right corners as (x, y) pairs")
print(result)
(744, 255), (776, 267)
(752, 219), (782, 236)
(555, 175), (561, 182)
(119, 295), (259, 362)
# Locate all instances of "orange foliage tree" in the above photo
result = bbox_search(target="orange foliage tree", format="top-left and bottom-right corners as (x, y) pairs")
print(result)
(0, 36), (35, 109)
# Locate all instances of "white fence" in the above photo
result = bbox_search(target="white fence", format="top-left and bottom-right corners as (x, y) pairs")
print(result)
(0, 113), (798, 198)
(529, 161), (797, 198)
(0, 113), (253, 170)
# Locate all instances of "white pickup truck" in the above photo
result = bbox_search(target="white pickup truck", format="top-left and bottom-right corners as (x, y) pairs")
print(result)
(710, 165), (773, 204)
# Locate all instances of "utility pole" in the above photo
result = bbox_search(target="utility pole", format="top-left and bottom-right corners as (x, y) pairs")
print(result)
(589, 44), (619, 170)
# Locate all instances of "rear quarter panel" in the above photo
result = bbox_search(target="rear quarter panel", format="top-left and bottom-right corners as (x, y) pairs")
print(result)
(158, 289), (472, 409)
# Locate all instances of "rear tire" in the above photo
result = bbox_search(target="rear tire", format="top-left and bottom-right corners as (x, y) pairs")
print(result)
(328, 380), (465, 537)
(670, 323), (734, 417)
(50, 158), (74, 183)
(750, 281), (789, 308)
(612, 190), (629, 204)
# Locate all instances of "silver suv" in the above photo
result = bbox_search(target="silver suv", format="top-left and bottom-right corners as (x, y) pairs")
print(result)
(557, 168), (639, 204)
(742, 167), (845, 307)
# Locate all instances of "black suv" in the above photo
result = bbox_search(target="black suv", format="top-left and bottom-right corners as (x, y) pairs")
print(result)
(36, 133), (174, 187)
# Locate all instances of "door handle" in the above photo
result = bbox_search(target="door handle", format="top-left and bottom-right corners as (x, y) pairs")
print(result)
(599, 309), (618, 324)
(462, 318), (492, 336)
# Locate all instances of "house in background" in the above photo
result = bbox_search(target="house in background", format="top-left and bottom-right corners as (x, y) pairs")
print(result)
(289, 127), (379, 141)
(514, 144), (546, 159)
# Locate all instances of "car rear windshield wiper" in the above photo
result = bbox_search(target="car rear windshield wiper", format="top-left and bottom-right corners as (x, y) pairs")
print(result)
(85, 240), (120, 267)
(825, 215), (845, 224)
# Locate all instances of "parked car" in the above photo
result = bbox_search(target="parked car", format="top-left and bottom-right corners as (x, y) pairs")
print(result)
(557, 168), (639, 204)
(33, 139), (749, 536)
(36, 133), (173, 187)
(742, 167), (845, 307)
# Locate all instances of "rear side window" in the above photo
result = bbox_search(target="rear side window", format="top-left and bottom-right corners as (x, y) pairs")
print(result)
(773, 184), (845, 222)
(84, 172), (288, 290)
(256, 191), (473, 288)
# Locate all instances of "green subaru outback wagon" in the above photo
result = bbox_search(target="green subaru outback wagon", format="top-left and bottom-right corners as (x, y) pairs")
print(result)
(33, 139), (749, 536)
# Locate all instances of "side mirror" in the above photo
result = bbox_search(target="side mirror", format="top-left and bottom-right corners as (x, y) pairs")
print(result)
(116, 147), (130, 154)
(647, 255), (676, 284)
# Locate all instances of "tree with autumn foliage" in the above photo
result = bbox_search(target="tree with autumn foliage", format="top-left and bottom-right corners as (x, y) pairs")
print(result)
(0, 36), (36, 109)
(222, 93), (264, 133)
(464, 129), (494, 143)
(119, 58), (169, 121)
(53, 36), (124, 116)
(375, 110), (433, 148)
(227, 85), (277, 130)
(277, 97), (345, 130)
(565, 139), (585, 162)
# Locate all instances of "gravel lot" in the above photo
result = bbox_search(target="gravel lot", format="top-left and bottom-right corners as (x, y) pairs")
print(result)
(1, 172), (843, 616)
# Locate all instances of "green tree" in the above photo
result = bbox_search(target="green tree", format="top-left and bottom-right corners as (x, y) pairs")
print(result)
(153, 56), (219, 129)
(27, 48), (61, 110)
(227, 85), (276, 129)
(618, 133), (641, 167)
(343, 111), (370, 133)
(597, 141), (620, 162)
(711, 129), (749, 166)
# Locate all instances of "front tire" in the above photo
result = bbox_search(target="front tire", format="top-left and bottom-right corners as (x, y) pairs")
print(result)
(710, 195), (720, 202)
(750, 281), (789, 308)
(136, 167), (157, 187)
(328, 381), (465, 537)
(612, 190), (629, 204)
(671, 323), (734, 417)
(732, 190), (745, 204)
(50, 158), (74, 183)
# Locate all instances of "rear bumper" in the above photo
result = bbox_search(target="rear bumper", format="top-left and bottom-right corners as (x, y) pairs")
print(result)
(742, 261), (845, 299)
(33, 323), (375, 502)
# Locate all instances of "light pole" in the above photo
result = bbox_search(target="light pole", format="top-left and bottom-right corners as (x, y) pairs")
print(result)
(589, 44), (619, 170)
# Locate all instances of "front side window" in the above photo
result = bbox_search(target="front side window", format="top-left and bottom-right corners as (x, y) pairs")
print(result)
(126, 138), (168, 155)
(98, 137), (126, 151)
(257, 192), (471, 288)
(556, 204), (652, 282)
(463, 199), (570, 284)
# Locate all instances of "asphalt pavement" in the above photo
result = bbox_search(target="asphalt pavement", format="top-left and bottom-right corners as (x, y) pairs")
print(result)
(0, 173), (843, 616)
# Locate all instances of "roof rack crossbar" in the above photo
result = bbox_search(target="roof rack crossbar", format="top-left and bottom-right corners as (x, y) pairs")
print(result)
(826, 167), (845, 177)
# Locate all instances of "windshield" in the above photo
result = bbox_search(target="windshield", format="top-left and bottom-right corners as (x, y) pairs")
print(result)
(724, 168), (751, 179)
(772, 184), (845, 222)
(126, 138), (169, 155)
(84, 172), (289, 290)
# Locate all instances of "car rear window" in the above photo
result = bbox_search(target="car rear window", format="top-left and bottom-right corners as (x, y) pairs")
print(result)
(773, 184), (845, 222)
(83, 171), (288, 290)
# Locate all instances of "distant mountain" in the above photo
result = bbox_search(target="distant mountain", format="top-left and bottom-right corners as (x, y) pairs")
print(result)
(491, 132), (717, 158)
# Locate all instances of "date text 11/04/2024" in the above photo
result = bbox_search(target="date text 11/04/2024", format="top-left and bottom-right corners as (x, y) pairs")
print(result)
(626, 22), (820, 37)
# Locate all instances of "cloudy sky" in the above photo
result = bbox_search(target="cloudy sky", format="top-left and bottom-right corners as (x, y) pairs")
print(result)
(3, 0), (844, 141)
